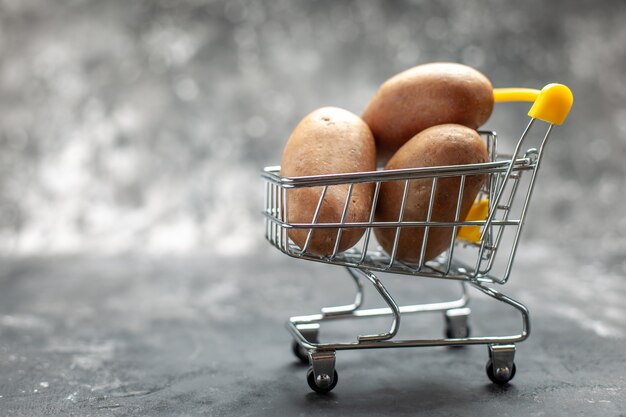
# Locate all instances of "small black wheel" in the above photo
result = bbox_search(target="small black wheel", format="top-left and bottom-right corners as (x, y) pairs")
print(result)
(291, 340), (309, 364)
(307, 368), (338, 394)
(445, 324), (471, 339)
(486, 358), (516, 385)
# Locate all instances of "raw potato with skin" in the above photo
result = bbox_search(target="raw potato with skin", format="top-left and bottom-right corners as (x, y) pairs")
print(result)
(374, 124), (488, 263)
(362, 62), (494, 163)
(280, 107), (376, 256)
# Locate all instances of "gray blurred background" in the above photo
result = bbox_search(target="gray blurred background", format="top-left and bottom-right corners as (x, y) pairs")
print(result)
(0, 0), (624, 263)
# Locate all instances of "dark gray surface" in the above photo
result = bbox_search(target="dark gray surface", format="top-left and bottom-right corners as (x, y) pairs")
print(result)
(1, 242), (625, 416)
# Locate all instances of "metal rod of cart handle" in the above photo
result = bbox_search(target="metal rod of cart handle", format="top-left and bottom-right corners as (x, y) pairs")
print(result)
(481, 84), (573, 241)
(480, 117), (535, 241)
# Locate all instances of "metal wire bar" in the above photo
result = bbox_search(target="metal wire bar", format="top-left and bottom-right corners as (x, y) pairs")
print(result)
(301, 185), (328, 254)
(480, 167), (524, 276)
(474, 170), (522, 278)
(262, 158), (534, 188)
(445, 175), (466, 275)
(331, 183), (354, 259)
(320, 267), (364, 316)
(264, 181), (269, 241)
(270, 183), (276, 245)
(290, 279), (468, 325)
(480, 118), (535, 240)
(265, 216), (520, 229)
(282, 187), (288, 251)
(355, 269), (401, 342)
(388, 179), (410, 268)
(276, 183), (283, 248)
(281, 245), (494, 282)
(470, 281), (530, 341)
(358, 181), (381, 265)
(274, 183), (280, 246)
(501, 124), (554, 282)
(417, 178), (439, 271)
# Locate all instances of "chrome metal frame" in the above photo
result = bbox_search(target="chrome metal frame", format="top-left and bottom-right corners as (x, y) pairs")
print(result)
(262, 119), (555, 391)
(286, 267), (530, 352)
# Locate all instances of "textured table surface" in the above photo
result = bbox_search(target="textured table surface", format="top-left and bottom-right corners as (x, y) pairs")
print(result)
(1, 242), (625, 416)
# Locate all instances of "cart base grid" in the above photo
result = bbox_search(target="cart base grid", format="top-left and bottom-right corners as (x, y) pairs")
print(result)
(288, 266), (529, 393)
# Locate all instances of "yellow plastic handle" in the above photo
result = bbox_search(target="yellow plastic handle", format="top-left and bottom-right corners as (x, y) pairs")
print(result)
(493, 84), (573, 125)
(493, 88), (540, 103)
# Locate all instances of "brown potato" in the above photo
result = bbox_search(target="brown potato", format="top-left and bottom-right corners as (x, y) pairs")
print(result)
(280, 107), (376, 256)
(362, 62), (494, 163)
(374, 124), (488, 263)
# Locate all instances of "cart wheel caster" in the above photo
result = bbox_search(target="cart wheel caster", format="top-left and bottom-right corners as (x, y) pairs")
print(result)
(307, 367), (338, 394)
(445, 308), (471, 341)
(291, 323), (320, 364)
(292, 340), (309, 364)
(486, 358), (516, 385)
(445, 324), (471, 339)
(487, 344), (516, 385)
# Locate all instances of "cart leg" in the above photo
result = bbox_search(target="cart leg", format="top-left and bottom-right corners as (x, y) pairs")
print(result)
(320, 267), (364, 316)
(444, 307), (471, 339)
(307, 350), (338, 394)
(470, 281), (531, 341)
(291, 323), (320, 364)
(299, 323), (320, 343)
(356, 269), (401, 342)
(486, 344), (517, 385)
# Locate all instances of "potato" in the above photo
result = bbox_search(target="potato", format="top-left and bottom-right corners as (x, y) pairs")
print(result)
(362, 62), (494, 163)
(374, 124), (488, 263)
(280, 107), (376, 256)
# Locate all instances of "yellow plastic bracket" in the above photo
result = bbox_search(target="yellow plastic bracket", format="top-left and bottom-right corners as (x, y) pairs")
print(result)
(493, 84), (573, 125)
(457, 199), (490, 243)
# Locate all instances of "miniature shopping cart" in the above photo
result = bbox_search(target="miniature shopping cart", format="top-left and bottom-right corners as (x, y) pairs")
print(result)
(262, 84), (573, 393)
